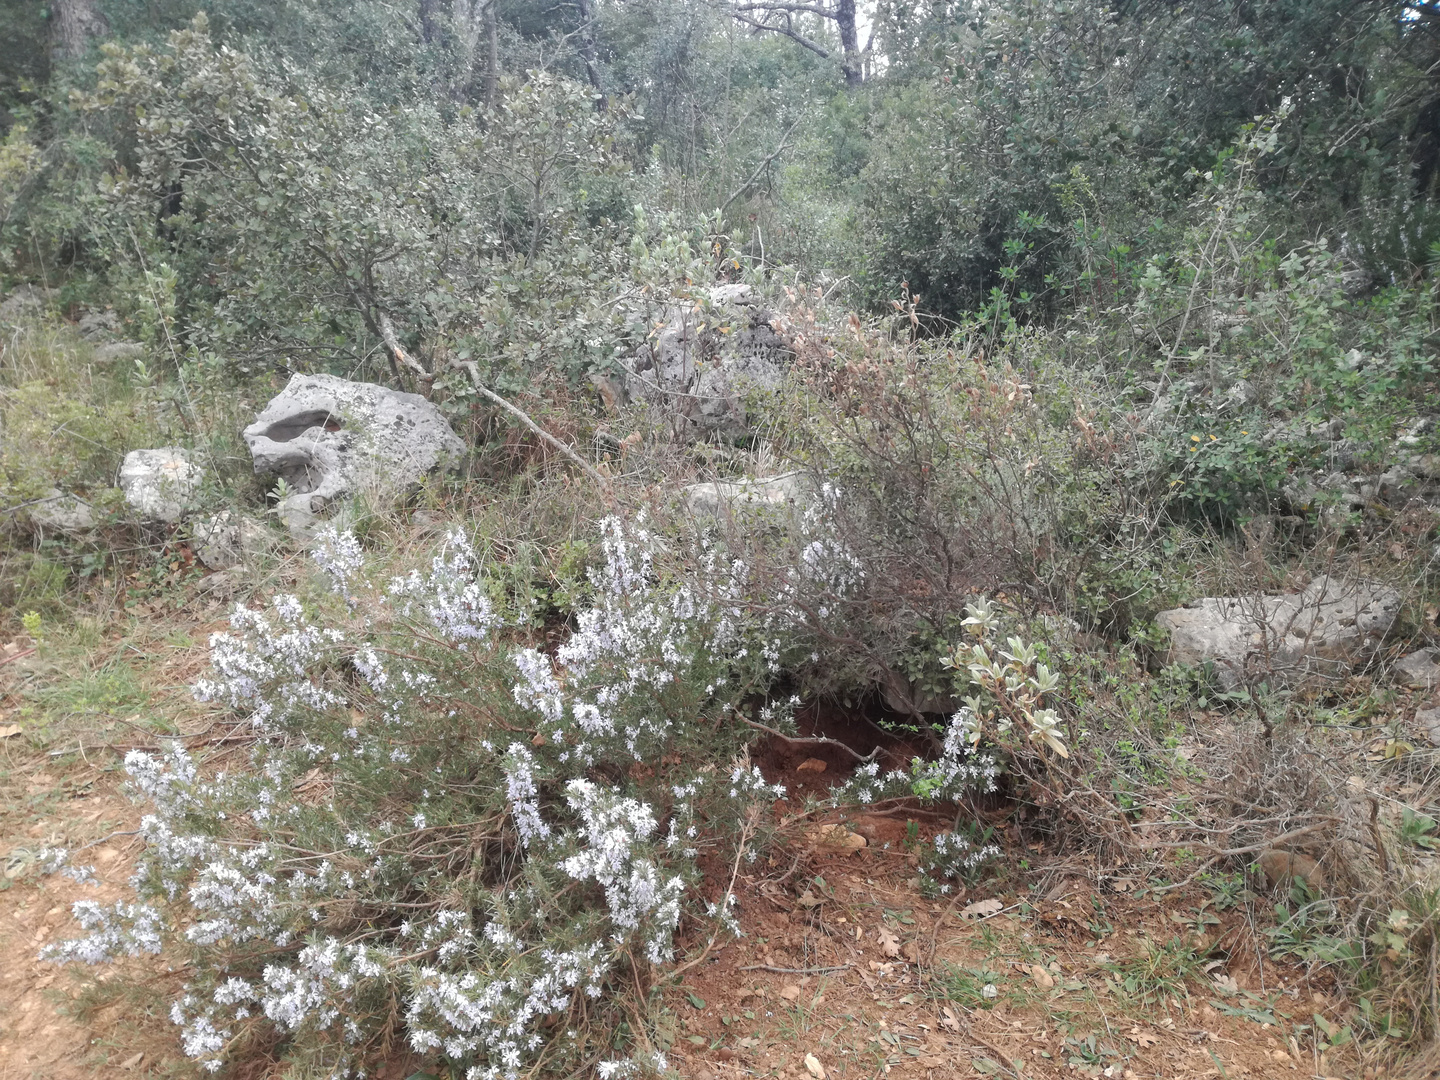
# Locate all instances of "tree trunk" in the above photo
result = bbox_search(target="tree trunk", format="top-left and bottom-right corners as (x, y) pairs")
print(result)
(835, 0), (862, 86)
(574, 0), (607, 107)
(50, 0), (109, 60)
(483, 0), (500, 108)
(419, 0), (443, 45)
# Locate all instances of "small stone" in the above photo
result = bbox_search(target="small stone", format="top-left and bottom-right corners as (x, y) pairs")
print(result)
(1259, 850), (1325, 891)
(623, 285), (786, 437)
(29, 488), (95, 533)
(682, 472), (814, 518)
(77, 309), (121, 339)
(1417, 706), (1440, 746)
(810, 824), (866, 852)
(119, 447), (204, 522)
(779, 984), (801, 1001)
(0, 284), (54, 321)
(195, 570), (239, 601)
(191, 511), (273, 570)
(1396, 649), (1440, 690)
(244, 373), (465, 535)
(1156, 576), (1400, 690)
(93, 341), (146, 364)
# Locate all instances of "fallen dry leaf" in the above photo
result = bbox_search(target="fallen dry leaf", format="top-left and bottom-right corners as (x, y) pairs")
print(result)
(877, 925), (901, 958)
(939, 1006), (962, 1032)
(795, 758), (828, 773)
(1029, 963), (1055, 990)
(804, 1052), (827, 1079)
(796, 889), (823, 908)
(119, 1052), (144, 1069)
(959, 898), (1005, 919)
(1127, 1026), (1158, 1048)
(780, 984), (802, 1001)
(1212, 972), (1240, 994)
(0, 724), (21, 739)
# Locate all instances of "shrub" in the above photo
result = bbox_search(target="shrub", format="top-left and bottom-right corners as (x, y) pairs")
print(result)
(43, 519), (798, 1077)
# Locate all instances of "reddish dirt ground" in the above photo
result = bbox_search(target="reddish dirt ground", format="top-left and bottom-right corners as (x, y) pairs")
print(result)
(0, 675), (1379, 1079)
(665, 810), (1353, 1080)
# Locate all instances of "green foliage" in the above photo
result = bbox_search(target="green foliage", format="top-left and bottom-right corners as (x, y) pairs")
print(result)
(75, 20), (634, 386)
(1398, 808), (1440, 852)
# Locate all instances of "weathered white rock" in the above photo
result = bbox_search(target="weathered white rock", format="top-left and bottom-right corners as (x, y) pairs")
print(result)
(1156, 575), (1401, 690)
(243, 374), (465, 534)
(1397, 648), (1440, 690)
(624, 285), (787, 436)
(191, 511), (273, 570)
(119, 447), (204, 522)
(77, 309), (121, 339)
(0, 285), (55, 322)
(682, 472), (813, 518)
(194, 569), (240, 601)
(1418, 705), (1440, 745)
(29, 488), (95, 533)
(94, 341), (146, 364)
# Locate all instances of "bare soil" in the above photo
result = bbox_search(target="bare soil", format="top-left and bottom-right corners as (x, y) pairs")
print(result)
(0, 625), (1377, 1080)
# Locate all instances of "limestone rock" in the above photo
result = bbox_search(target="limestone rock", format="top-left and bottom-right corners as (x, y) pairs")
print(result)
(77, 309), (121, 339)
(243, 374), (466, 534)
(94, 342), (146, 364)
(1397, 648), (1440, 691)
(1417, 705), (1440, 745)
(0, 285), (55, 322)
(194, 569), (240, 602)
(29, 488), (95, 533)
(191, 511), (273, 571)
(119, 447), (204, 523)
(624, 285), (788, 436)
(1156, 575), (1401, 690)
(682, 471), (813, 518)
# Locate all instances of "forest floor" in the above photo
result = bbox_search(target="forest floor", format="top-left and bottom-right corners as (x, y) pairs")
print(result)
(0, 589), (1381, 1080)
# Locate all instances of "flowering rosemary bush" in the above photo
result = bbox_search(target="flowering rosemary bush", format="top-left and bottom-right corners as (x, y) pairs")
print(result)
(44, 519), (789, 1078)
(919, 829), (1002, 892)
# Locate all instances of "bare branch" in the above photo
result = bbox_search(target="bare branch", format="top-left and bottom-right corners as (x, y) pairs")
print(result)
(720, 116), (803, 213)
(377, 310), (433, 385)
(451, 359), (611, 489)
(729, 8), (831, 59)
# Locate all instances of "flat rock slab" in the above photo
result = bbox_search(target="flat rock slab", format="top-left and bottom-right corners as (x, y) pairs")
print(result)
(29, 488), (95, 533)
(682, 472), (814, 518)
(191, 511), (274, 570)
(1396, 648), (1440, 690)
(119, 447), (204, 523)
(1156, 575), (1401, 690)
(1418, 705), (1440, 745)
(243, 374), (465, 533)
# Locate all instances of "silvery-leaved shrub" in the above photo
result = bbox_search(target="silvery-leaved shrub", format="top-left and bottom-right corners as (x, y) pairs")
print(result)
(42, 517), (797, 1078)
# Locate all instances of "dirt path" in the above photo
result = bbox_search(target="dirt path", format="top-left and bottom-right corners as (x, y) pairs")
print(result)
(0, 786), (172, 1080)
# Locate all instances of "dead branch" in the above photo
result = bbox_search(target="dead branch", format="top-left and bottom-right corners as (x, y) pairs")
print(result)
(451, 359), (611, 489)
